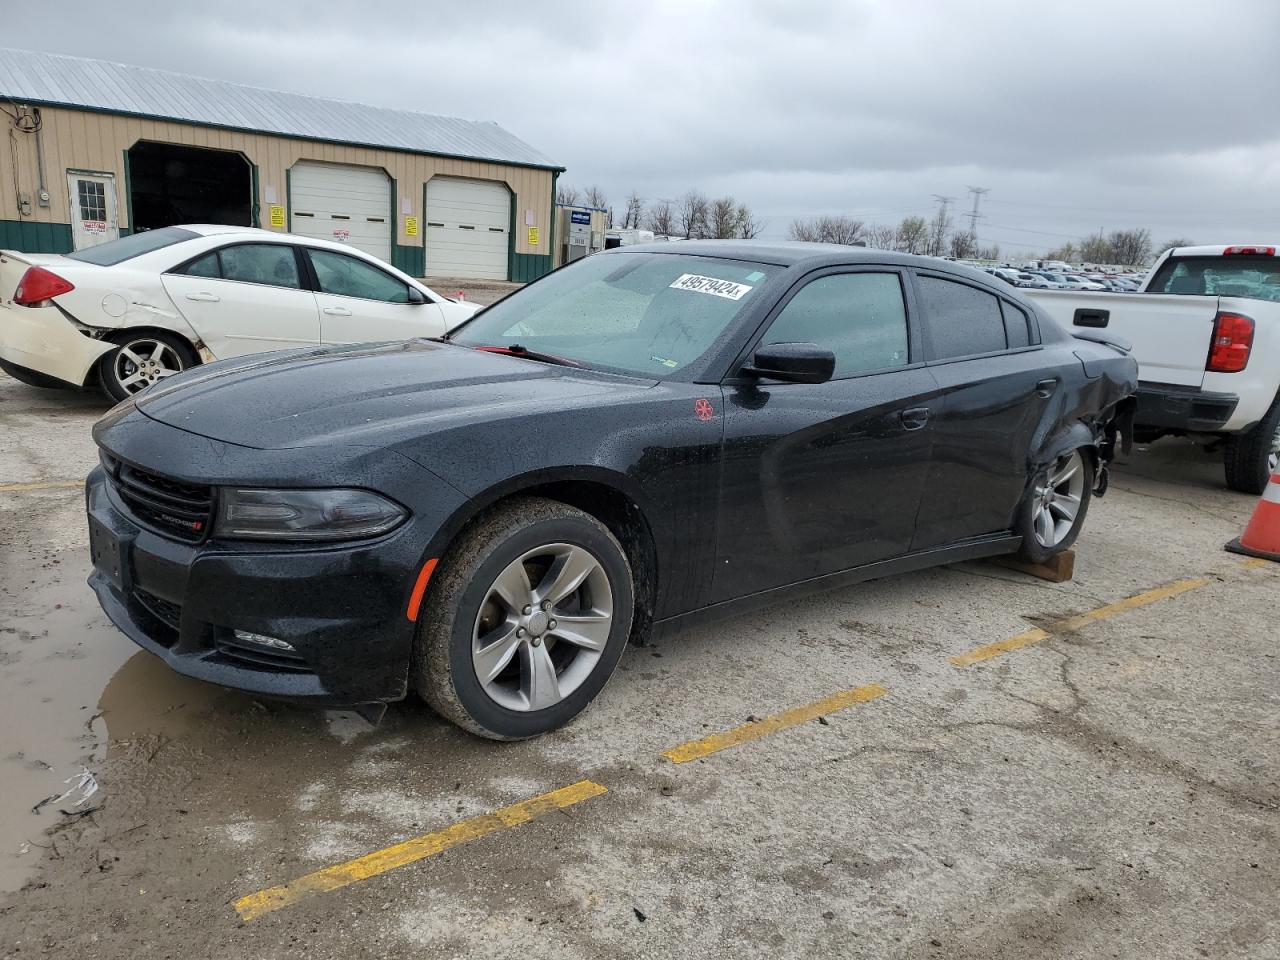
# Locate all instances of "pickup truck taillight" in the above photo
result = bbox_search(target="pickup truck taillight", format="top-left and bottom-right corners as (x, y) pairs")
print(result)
(13, 266), (75, 306)
(1206, 312), (1254, 373)
(1222, 245), (1276, 256)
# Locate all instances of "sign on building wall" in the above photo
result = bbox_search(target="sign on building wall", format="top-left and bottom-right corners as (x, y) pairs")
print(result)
(268, 204), (286, 228)
(405, 216), (419, 237)
(528, 226), (540, 247)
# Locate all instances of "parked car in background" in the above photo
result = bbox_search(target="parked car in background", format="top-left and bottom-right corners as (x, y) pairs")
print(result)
(1015, 272), (1052, 289)
(1027, 243), (1280, 492)
(0, 225), (479, 400)
(1058, 274), (1108, 291)
(85, 242), (1137, 738)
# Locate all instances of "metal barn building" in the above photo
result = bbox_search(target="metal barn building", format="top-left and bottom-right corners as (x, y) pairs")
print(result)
(0, 48), (563, 281)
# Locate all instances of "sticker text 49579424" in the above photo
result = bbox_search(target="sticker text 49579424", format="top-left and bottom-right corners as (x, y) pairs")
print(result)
(669, 274), (754, 301)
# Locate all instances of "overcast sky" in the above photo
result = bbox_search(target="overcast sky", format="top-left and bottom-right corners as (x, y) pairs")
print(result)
(23, 0), (1280, 254)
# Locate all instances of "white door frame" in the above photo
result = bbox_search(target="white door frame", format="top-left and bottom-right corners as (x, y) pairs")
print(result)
(66, 170), (120, 250)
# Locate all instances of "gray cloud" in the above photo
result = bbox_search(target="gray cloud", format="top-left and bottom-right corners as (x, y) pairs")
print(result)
(16, 0), (1280, 251)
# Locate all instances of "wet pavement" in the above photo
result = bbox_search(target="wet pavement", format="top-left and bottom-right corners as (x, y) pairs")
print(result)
(1, 358), (1277, 958)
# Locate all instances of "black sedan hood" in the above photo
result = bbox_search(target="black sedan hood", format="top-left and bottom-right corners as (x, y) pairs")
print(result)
(135, 340), (646, 449)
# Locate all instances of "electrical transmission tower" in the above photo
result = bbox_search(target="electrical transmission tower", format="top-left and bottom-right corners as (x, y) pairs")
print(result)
(965, 186), (989, 244)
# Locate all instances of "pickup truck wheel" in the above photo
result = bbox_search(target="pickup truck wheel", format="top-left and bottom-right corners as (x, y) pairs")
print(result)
(1224, 396), (1280, 495)
(412, 496), (634, 740)
(1015, 449), (1094, 564)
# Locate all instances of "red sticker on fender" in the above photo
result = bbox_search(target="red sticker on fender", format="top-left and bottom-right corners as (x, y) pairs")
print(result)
(694, 398), (715, 421)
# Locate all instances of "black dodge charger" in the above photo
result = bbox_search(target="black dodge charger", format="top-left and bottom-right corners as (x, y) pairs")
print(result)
(86, 242), (1138, 739)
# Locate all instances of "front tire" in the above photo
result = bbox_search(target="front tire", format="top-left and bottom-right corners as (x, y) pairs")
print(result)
(1223, 395), (1280, 495)
(1015, 448), (1094, 564)
(98, 331), (194, 402)
(413, 497), (634, 740)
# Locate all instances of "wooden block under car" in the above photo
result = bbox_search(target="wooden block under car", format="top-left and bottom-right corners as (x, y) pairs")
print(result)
(988, 549), (1075, 583)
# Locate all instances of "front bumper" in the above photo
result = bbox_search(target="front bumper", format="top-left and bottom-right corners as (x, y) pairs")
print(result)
(85, 466), (422, 707)
(1135, 382), (1238, 433)
(0, 302), (113, 387)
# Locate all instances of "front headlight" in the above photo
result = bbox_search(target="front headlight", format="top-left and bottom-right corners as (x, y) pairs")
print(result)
(214, 488), (408, 541)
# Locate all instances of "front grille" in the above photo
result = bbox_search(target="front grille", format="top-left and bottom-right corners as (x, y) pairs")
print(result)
(103, 454), (214, 542)
(133, 588), (182, 632)
(213, 634), (312, 674)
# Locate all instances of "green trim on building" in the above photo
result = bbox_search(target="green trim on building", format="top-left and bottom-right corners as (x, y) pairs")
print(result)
(506, 190), (517, 282)
(510, 253), (552, 283)
(0, 220), (73, 253)
(393, 244), (425, 278)
(285, 166), (292, 233)
(548, 170), (559, 267)
(249, 160), (261, 227)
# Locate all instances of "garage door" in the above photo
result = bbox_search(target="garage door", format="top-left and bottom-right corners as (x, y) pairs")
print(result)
(289, 161), (392, 263)
(425, 177), (509, 280)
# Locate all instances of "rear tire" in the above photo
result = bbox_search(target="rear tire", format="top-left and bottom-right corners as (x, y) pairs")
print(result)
(1224, 395), (1280, 495)
(1015, 448), (1094, 564)
(98, 331), (195, 402)
(412, 496), (634, 740)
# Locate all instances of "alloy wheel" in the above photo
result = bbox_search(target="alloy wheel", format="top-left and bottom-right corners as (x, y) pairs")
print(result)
(1269, 424), (1280, 475)
(471, 543), (614, 712)
(1032, 450), (1086, 548)
(114, 338), (184, 393)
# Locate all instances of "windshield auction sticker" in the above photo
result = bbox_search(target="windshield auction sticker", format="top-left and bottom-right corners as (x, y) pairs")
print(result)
(669, 274), (753, 300)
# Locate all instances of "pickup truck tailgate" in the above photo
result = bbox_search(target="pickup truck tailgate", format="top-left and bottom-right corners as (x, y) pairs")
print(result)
(1028, 290), (1215, 387)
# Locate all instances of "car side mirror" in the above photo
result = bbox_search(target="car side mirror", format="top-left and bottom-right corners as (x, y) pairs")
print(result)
(407, 286), (427, 305)
(744, 342), (835, 384)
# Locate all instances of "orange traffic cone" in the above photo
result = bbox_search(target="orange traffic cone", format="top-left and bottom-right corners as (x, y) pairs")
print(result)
(1226, 471), (1280, 562)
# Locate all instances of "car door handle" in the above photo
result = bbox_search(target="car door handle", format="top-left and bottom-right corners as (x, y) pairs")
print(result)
(1036, 378), (1058, 398)
(185, 292), (220, 303)
(322, 306), (352, 317)
(900, 407), (930, 430)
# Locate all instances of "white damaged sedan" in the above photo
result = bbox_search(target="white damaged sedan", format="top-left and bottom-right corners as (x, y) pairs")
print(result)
(0, 225), (480, 399)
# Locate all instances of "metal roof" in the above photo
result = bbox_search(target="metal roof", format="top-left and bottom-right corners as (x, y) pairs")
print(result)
(0, 48), (561, 170)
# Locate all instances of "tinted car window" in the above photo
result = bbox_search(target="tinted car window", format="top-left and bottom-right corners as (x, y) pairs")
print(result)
(1001, 300), (1031, 348)
(179, 252), (220, 278)
(763, 273), (909, 377)
(218, 244), (301, 289)
(65, 226), (198, 266)
(308, 249), (410, 303)
(917, 276), (1006, 358)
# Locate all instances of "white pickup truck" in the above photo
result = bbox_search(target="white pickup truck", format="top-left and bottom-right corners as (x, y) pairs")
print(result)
(1028, 244), (1280, 493)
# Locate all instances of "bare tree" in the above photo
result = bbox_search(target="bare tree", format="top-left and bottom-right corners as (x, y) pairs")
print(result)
(556, 184), (580, 207)
(1156, 237), (1194, 256)
(788, 215), (866, 245)
(896, 215), (928, 255)
(706, 196), (742, 239)
(622, 191), (645, 229)
(737, 204), (763, 239)
(949, 230), (978, 259)
(867, 223), (897, 251)
(978, 243), (1001, 261)
(1078, 231), (1111, 264)
(1108, 228), (1152, 267)
(926, 205), (953, 257)
(677, 190), (709, 239)
(1045, 241), (1078, 263)
(583, 185), (609, 210)
(646, 199), (676, 237)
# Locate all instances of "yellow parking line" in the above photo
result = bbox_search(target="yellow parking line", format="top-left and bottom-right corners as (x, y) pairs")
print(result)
(233, 780), (607, 921)
(1239, 557), (1275, 570)
(949, 577), (1211, 667)
(948, 628), (1051, 667)
(662, 683), (888, 764)
(0, 480), (82, 493)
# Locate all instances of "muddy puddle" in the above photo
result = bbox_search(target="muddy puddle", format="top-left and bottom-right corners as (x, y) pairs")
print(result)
(0, 551), (245, 892)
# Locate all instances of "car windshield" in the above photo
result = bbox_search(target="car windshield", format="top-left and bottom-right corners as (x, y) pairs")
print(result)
(450, 252), (779, 377)
(65, 226), (198, 266)
(1147, 255), (1280, 303)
